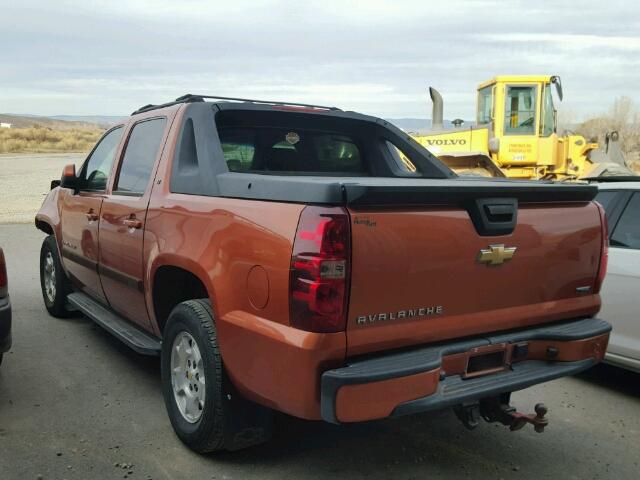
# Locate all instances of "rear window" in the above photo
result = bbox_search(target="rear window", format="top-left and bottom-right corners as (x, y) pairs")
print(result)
(594, 190), (618, 214)
(218, 126), (365, 174)
(611, 193), (640, 249)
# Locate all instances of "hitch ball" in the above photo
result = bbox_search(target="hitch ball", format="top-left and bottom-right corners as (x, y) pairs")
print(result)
(533, 403), (548, 433)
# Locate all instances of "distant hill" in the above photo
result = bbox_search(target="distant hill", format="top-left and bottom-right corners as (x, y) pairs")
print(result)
(0, 113), (107, 130)
(50, 115), (125, 126)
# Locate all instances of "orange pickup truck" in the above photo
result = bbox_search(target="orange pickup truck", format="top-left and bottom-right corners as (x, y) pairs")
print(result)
(36, 95), (611, 453)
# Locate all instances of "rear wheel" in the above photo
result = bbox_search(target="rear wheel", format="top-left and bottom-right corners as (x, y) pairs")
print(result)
(161, 299), (272, 453)
(39, 235), (71, 317)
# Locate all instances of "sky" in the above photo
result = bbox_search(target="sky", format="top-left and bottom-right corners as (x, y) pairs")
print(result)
(1, 0), (639, 120)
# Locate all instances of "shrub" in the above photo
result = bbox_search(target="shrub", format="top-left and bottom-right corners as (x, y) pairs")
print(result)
(0, 127), (104, 154)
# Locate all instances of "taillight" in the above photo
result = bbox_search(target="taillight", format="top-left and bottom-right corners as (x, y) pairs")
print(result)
(290, 206), (350, 333)
(594, 201), (609, 294)
(0, 248), (7, 298)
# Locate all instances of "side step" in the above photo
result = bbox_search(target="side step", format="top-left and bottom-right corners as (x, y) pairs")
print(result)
(67, 292), (161, 356)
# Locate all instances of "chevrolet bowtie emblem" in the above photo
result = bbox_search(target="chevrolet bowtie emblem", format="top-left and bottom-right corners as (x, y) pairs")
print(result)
(478, 244), (517, 266)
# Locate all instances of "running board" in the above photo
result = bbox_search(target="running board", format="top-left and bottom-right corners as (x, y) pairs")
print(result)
(67, 292), (161, 356)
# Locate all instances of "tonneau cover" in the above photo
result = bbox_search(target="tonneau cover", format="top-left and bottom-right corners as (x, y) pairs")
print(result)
(216, 173), (597, 206)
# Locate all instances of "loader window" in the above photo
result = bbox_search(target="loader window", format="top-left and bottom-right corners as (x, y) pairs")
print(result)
(477, 86), (493, 125)
(540, 85), (555, 137)
(504, 86), (536, 135)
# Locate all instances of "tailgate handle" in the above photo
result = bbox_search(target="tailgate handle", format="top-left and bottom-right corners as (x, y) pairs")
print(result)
(467, 198), (518, 236)
(485, 204), (515, 221)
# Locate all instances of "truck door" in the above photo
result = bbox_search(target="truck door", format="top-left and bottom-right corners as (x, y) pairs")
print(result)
(98, 117), (167, 329)
(60, 126), (124, 303)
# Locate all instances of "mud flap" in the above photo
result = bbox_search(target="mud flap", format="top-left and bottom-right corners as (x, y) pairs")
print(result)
(223, 387), (273, 451)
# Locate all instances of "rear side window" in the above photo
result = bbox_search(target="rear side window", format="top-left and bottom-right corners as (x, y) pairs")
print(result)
(594, 191), (618, 214)
(611, 193), (640, 249)
(219, 127), (365, 174)
(80, 127), (123, 191)
(115, 118), (166, 194)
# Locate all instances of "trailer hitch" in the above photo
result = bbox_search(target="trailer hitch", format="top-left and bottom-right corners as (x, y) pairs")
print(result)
(481, 398), (549, 433)
(453, 402), (481, 430)
(454, 397), (549, 433)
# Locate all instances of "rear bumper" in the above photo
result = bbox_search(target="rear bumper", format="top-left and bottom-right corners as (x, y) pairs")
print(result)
(321, 317), (611, 424)
(0, 296), (12, 353)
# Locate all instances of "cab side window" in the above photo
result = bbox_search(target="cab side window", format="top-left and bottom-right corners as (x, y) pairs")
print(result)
(611, 193), (640, 249)
(115, 118), (167, 195)
(80, 127), (124, 191)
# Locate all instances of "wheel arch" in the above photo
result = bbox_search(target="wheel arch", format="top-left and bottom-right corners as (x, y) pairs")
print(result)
(35, 188), (62, 237)
(35, 217), (54, 236)
(149, 256), (218, 336)
(35, 212), (65, 272)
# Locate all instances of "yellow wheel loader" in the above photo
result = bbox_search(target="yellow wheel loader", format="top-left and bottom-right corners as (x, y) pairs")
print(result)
(413, 75), (635, 180)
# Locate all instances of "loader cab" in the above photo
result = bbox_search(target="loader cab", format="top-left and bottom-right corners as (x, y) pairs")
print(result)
(476, 75), (562, 175)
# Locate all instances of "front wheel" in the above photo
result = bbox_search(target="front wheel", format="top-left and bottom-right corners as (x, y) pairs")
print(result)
(39, 235), (71, 317)
(160, 299), (271, 453)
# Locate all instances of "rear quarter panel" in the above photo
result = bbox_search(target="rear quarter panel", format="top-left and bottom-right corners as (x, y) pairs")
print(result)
(143, 119), (346, 418)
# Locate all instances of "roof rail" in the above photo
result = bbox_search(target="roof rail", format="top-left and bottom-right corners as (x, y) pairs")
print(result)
(132, 94), (341, 115)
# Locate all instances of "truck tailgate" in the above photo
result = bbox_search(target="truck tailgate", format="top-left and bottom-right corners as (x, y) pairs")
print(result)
(346, 202), (602, 356)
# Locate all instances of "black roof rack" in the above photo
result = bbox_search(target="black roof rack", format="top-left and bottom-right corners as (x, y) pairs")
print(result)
(131, 94), (341, 115)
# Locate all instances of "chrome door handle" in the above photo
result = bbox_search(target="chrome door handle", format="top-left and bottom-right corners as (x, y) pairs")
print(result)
(123, 218), (143, 229)
(85, 210), (99, 222)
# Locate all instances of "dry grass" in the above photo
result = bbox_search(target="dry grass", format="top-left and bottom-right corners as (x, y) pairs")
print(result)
(574, 96), (640, 170)
(0, 126), (104, 154)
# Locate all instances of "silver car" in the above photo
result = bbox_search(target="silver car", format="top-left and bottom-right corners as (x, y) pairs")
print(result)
(595, 179), (640, 372)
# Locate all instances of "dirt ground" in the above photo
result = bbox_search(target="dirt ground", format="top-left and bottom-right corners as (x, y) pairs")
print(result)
(0, 227), (639, 479)
(1, 155), (639, 479)
(0, 153), (85, 224)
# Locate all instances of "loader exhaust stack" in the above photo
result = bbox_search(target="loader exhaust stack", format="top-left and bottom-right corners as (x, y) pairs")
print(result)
(430, 87), (444, 129)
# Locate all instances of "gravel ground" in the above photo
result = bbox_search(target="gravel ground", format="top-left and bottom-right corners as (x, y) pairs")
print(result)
(0, 153), (85, 224)
(1, 220), (639, 479)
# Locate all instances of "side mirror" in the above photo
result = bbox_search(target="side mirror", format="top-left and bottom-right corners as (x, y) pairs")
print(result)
(60, 164), (78, 191)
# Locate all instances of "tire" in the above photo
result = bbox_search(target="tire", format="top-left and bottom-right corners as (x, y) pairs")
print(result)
(161, 299), (272, 453)
(39, 235), (72, 318)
